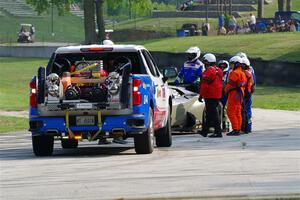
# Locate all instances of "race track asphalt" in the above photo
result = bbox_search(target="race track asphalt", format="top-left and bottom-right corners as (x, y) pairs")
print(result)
(0, 109), (300, 200)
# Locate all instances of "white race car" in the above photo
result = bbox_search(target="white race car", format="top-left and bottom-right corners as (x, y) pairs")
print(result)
(163, 67), (223, 133)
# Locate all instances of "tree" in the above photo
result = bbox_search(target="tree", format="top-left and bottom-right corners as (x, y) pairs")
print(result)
(26, 0), (73, 15)
(286, 0), (292, 11)
(95, 0), (105, 42)
(278, 0), (284, 12)
(84, 0), (98, 44)
(229, 0), (232, 15)
(27, 0), (152, 44)
(258, 0), (264, 18)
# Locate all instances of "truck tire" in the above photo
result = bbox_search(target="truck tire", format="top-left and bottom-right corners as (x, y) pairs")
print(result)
(32, 135), (54, 156)
(155, 107), (172, 147)
(37, 67), (46, 104)
(134, 108), (154, 154)
(61, 139), (78, 149)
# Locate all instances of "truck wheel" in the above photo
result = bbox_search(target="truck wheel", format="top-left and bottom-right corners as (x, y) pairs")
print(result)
(134, 108), (154, 154)
(32, 135), (54, 156)
(155, 107), (172, 147)
(61, 139), (78, 149)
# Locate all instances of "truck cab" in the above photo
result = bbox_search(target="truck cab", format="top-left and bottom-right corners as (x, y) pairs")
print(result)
(29, 44), (172, 156)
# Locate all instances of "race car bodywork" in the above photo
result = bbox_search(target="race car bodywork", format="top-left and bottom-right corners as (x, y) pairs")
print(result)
(169, 86), (205, 131)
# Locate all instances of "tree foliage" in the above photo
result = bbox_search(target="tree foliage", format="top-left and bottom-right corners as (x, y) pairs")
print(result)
(26, 0), (74, 15)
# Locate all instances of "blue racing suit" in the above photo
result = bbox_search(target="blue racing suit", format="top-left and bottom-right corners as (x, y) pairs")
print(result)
(174, 59), (204, 85)
(246, 66), (256, 132)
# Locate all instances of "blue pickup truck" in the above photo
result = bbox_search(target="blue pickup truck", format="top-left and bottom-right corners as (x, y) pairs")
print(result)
(29, 45), (172, 156)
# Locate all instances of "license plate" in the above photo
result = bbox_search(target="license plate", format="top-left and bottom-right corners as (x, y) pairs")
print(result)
(76, 116), (95, 126)
(76, 103), (93, 109)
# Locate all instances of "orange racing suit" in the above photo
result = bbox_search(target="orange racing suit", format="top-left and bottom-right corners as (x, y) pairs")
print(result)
(225, 66), (247, 131)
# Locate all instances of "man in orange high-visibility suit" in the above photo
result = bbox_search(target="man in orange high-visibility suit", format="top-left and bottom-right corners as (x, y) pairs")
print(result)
(225, 56), (247, 136)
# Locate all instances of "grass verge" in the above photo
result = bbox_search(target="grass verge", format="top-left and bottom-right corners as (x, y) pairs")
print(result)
(0, 116), (28, 133)
(0, 57), (299, 111)
(144, 32), (300, 62)
(0, 57), (47, 111)
(252, 86), (300, 111)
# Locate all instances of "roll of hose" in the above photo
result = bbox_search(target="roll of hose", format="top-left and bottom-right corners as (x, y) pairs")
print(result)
(65, 85), (81, 100)
(92, 85), (108, 102)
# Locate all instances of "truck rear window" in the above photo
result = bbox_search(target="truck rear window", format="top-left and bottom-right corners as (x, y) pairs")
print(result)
(48, 52), (146, 76)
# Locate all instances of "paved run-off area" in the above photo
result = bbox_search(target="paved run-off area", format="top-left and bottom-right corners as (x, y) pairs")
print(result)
(0, 109), (299, 200)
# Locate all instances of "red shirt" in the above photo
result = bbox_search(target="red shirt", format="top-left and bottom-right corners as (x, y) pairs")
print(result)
(199, 65), (223, 99)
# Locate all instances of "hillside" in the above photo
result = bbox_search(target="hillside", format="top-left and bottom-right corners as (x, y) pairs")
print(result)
(143, 32), (300, 62)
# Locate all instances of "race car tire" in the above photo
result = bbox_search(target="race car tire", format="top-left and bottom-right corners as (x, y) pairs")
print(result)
(37, 67), (46, 104)
(134, 108), (154, 154)
(155, 107), (172, 147)
(32, 135), (54, 156)
(61, 139), (78, 149)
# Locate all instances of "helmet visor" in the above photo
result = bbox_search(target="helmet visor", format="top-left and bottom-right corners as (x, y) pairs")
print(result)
(187, 53), (197, 61)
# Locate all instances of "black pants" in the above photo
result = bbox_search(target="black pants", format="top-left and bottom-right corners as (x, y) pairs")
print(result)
(203, 98), (221, 135)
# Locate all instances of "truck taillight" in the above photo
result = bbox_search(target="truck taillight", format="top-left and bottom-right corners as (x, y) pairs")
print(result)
(29, 80), (37, 108)
(133, 79), (141, 106)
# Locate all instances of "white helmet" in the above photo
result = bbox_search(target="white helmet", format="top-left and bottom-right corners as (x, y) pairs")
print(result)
(236, 52), (247, 58)
(241, 57), (250, 66)
(186, 46), (201, 61)
(218, 60), (229, 71)
(229, 56), (242, 64)
(103, 39), (114, 45)
(203, 53), (216, 63)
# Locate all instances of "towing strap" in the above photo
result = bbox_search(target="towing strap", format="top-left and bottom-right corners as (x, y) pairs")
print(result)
(90, 110), (102, 141)
(65, 110), (75, 139)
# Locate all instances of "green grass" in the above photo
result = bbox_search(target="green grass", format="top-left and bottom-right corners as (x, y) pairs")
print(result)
(0, 11), (84, 43)
(0, 57), (300, 112)
(0, 116), (28, 133)
(0, 57), (47, 111)
(144, 32), (300, 62)
(108, 17), (218, 35)
(252, 86), (300, 111)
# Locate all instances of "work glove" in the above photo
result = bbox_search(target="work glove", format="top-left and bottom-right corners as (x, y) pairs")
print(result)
(198, 96), (203, 102)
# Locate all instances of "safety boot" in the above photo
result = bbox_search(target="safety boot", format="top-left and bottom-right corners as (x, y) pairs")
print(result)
(227, 130), (241, 136)
(208, 133), (223, 138)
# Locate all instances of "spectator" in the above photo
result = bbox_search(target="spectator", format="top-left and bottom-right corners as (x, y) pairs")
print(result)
(249, 13), (256, 32)
(279, 20), (286, 32)
(219, 26), (227, 35)
(290, 21), (296, 32)
(267, 20), (276, 33)
(256, 22), (267, 33)
(202, 23), (208, 36)
(228, 16), (237, 35)
(218, 14), (225, 35)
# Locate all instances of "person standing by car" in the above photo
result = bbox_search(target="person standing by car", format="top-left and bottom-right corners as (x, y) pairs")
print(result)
(237, 52), (256, 133)
(174, 47), (204, 93)
(218, 60), (230, 132)
(240, 57), (253, 134)
(199, 53), (223, 138)
(225, 56), (247, 136)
